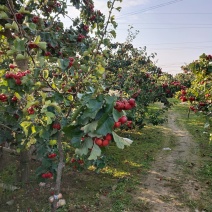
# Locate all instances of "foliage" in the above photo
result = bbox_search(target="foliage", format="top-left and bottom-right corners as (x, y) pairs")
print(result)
(177, 53), (212, 141)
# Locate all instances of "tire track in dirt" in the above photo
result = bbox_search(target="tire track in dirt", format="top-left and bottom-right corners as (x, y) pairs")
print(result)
(135, 109), (204, 212)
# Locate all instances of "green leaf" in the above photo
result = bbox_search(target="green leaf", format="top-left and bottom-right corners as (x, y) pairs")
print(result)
(96, 117), (114, 136)
(81, 98), (103, 119)
(37, 42), (47, 50)
(63, 125), (83, 140)
(58, 58), (70, 71)
(112, 131), (133, 149)
(31, 125), (36, 135)
(20, 121), (31, 136)
(110, 30), (116, 38)
(14, 39), (26, 52)
(82, 121), (98, 134)
(97, 65), (105, 75)
(34, 35), (41, 43)
(113, 108), (123, 121)
(75, 137), (93, 156)
(88, 143), (101, 160)
(116, 7), (122, 12)
(27, 23), (37, 30)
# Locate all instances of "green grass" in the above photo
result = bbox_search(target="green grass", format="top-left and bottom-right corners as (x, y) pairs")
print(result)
(0, 124), (167, 211)
(1, 100), (211, 211)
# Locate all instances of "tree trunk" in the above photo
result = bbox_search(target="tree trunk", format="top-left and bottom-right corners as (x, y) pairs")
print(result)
(51, 131), (64, 212)
(19, 150), (31, 183)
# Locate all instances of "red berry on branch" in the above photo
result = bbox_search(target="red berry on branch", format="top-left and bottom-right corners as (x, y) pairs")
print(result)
(102, 139), (110, 147)
(114, 121), (121, 128)
(105, 133), (112, 141)
(95, 138), (103, 146)
(118, 116), (128, 124)
(9, 64), (16, 69)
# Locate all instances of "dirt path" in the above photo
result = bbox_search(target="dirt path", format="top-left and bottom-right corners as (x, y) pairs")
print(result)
(135, 109), (204, 212)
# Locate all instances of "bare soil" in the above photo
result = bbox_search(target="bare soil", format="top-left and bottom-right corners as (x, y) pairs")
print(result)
(134, 110), (206, 212)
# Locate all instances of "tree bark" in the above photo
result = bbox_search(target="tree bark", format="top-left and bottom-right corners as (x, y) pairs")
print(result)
(51, 131), (64, 212)
(19, 150), (31, 183)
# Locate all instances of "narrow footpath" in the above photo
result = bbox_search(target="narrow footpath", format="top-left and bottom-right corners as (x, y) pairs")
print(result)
(135, 110), (206, 212)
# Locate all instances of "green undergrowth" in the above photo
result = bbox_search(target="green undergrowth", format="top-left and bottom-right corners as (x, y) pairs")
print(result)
(0, 123), (168, 211)
(171, 99), (212, 212)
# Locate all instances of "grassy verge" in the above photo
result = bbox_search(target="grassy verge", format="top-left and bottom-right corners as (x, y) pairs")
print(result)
(170, 99), (212, 212)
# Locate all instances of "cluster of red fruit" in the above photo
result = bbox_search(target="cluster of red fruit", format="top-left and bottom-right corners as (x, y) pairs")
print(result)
(15, 13), (24, 21)
(27, 106), (35, 115)
(170, 81), (181, 86)
(77, 34), (85, 42)
(206, 55), (212, 60)
(41, 172), (53, 179)
(94, 133), (113, 147)
(0, 93), (7, 102)
(114, 116), (132, 129)
(32, 16), (39, 24)
(114, 98), (136, 112)
(68, 57), (75, 68)
(5, 70), (30, 85)
(47, 153), (57, 158)
(180, 89), (196, 103)
(71, 158), (84, 164)
(52, 123), (61, 130)
(70, 158), (84, 170)
(179, 89), (187, 102)
(28, 42), (38, 49)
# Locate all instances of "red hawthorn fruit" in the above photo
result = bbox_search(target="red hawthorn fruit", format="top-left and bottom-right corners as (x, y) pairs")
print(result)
(32, 16), (39, 23)
(45, 172), (53, 178)
(124, 102), (133, 110)
(9, 64), (16, 69)
(180, 96), (187, 102)
(71, 158), (76, 163)
(118, 116), (128, 124)
(95, 138), (103, 146)
(190, 106), (197, 112)
(15, 78), (22, 85)
(44, 52), (51, 56)
(102, 139), (110, 147)
(127, 121), (133, 128)
(90, 15), (96, 21)
(53, 123), (61, 130)
(83, 25), (89, 32)
(11, 96), (18, 102)
(28, 42), (38, 49)
(114, 101), (124, 111)
(77, 34), (85, 42)
(189, 96), (195, 102)
(205, 93), (211, 98)
(181, 90), (186, 95)
(48, 153), (57, 158)
(0, 94), (7, 102)
(69, 57), (75, 63)
(41, 173), (47, 178)
(113, 121), (121, 128)
(27, 106), (35, 115)
(128, 98), (135, 106)
(199, 102), (206, 106)
(14, 114), (19, 119)
(15, 13), (24, 20)
(78, 159), (84, 164)
(105, 133), (112, 141)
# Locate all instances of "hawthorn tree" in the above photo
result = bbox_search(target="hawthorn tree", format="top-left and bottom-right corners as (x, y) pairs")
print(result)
(0, 0), (135, 210)
(178, 54), (212, 141)
(105, 40), (171, 127)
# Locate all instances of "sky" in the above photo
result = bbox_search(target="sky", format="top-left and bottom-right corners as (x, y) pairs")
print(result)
(62, 0), (212, 76)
